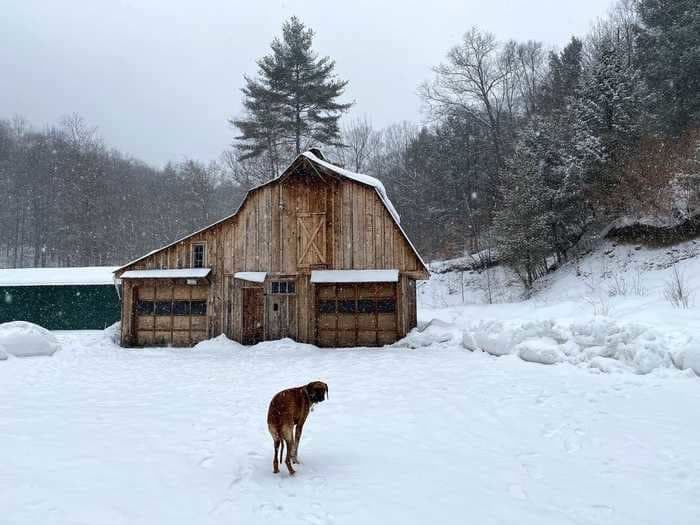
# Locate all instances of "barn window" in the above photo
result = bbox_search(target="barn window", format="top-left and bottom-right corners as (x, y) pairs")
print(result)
(192, 243), (206, 268)
(155, 301), (172, 315)
(172, 301), (190, 315)
(339, 300), (356, 313)
(357, 299), (375, 313)
(136, 301), (154, 315)
(190, 300), (207, 315)
(319, 300), (336, 313)
(271, 280), (295, 295)
(377, 298), (396, 313)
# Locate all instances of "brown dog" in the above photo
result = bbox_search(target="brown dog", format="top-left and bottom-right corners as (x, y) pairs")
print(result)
(267, 381), (328, 475)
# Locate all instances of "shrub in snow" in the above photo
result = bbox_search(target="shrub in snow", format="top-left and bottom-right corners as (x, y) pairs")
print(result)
(663, 264), (693, 309)
(516, 337), (562, 365)
(0, 321), (61, 357)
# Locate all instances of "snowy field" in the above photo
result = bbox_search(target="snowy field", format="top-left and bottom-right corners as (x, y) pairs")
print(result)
(2, 241), (700, 524)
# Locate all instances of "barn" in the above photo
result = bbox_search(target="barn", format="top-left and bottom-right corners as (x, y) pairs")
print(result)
(0, 266), (121, 330)
(114, 150), (429, 347)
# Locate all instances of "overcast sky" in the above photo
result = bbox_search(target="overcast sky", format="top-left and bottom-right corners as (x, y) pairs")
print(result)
(2, 0), (613, 167)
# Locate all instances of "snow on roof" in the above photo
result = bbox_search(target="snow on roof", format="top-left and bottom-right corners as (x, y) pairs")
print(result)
(301, 151), (401, 224)
(310, 269), (400, 284)
(234, 271), (267, 283)
(120, 268), (211, 280)
(0, 266), (119, 287)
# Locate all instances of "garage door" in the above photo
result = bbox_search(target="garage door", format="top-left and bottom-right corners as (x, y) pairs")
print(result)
(316, 283), (397, 347)
(134, 283), (208, 346)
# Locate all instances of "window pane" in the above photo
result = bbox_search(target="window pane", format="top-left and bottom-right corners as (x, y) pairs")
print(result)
(319, 300), (336, 314)
(173, 301), (190, 315)
(271, 281), (279, 294)
(339, 300), (356, 314)
(357, 299), (375, 313)
(279, 281), (288, 294)
(155, 301), (172, 315)
(192, 245), (205, 268)
(287, 281), (295, 294)
(377, 298), (396, 313)
(136, 301), (154, 315)
(190, 300), (207, 315)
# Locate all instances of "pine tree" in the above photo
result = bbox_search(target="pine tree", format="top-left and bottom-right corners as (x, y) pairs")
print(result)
(636, 0), (700, 136)
(493, 142), (552, 289)
(232, 16), (352, 170)
(572, 39), (649, 211)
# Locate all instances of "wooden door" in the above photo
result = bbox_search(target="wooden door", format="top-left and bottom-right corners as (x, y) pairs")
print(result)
(315, 283), (398, 347)
(242, 287), (264, 345)
(297, 212), (326, 268)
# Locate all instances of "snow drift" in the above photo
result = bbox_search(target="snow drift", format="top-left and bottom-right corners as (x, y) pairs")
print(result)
(0, 321), (61, 358)
(399, 318), (699, 376)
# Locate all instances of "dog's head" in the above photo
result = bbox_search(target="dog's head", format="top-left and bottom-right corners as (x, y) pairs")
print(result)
(305, 381), (328, 404)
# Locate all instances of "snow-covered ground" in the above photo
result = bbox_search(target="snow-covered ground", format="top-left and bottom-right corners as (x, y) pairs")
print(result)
(2, 240), (700, 524)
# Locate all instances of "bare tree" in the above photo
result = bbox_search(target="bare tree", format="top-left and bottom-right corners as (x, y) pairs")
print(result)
(421, 27), (515, 167)
(336, 116), (383, 172)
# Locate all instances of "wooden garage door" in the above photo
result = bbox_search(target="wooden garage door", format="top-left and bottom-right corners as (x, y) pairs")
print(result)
(133, 283), (208, 347)
(316, 283), (397, 347)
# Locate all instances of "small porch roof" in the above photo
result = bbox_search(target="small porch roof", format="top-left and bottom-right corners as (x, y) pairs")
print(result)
(310, 269), (399, 284)
(119, 268), (211, 280)
(234, 271), (267, 283)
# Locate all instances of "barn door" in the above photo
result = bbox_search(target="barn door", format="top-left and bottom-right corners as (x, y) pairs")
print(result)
(242, 287), (264, 345)
(297, 212), (326, 268)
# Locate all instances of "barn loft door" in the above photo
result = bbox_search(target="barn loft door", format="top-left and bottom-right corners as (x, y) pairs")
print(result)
(297, 212), (326, 268)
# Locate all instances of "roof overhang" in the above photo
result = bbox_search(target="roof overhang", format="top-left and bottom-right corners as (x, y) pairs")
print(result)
(310, 269), (400, 284)
(120, 268), (211, 280)
(234, 271), (267, 283)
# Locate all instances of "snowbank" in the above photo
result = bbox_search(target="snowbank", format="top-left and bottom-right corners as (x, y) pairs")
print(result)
(192, 334), (246, 351)
(462, 318), (695, 375)
(0, 321), (61, 357)
(399, 317), (697, 376)
(0, 343), (8, 361)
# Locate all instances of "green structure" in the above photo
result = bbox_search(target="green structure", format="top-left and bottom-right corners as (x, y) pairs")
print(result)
(0, 267), (121, 330)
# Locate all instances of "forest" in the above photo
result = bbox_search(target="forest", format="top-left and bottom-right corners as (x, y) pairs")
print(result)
(1, 0), (698, 291)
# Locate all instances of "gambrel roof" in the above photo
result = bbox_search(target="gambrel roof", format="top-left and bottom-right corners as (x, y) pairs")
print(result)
(115, 150), (428, 274)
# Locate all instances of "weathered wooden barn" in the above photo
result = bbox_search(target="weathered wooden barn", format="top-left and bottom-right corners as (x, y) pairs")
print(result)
(114, 150), (428, 347)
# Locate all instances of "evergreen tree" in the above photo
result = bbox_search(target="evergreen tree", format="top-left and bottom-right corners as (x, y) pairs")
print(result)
(636, 0), (700, 135)
(493, 143), (552, 289)
(572, 39), (649, 210)
(232, 16), (352, 169)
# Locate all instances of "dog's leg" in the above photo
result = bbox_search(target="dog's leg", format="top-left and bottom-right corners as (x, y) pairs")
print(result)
(282, 426), (296, 476)
(273, 438), (281, 474)
(292, 420), (305, 464)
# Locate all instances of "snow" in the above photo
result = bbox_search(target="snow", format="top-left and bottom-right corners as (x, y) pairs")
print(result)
(234, 271), (267, 283)
(0, 321), (61, 357)
(0, 266), (118, 286)
(2, 327), (700, 524)
(310, 269), (399, 283)
(0, 343), (8, 360)
(120, 268), (211, 279)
